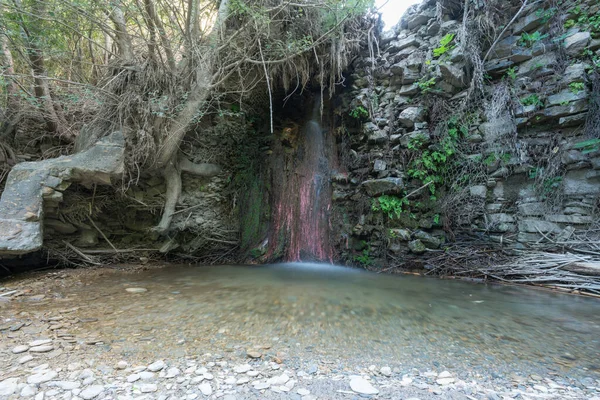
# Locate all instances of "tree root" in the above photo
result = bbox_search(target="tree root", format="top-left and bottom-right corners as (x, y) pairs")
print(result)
(154, 156), (222, 235)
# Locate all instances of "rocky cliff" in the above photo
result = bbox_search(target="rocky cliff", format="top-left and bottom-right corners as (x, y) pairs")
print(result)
(332, 0), (600, 269)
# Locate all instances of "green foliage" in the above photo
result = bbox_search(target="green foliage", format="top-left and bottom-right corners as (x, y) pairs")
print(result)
(406, 117), (466, 196)
(569, 82), (585, 94)
(372, 195), (409, 219)
(536, 7), (557, 24)
(349, 105), (369, 120)
(407, 134), (428, 150)
(564, 19), (576, 29)
(353, 248), (373, 266)
(417, 76), (436, 93)
(505, 67), (517, 80)
(569, 5), (600, 33)
(573, 138), (600, 154)
(519, 31), (548, 47)
(520, 94), (543, 107)
(433, 214), (440, 225)
(433, 33), (455, 58)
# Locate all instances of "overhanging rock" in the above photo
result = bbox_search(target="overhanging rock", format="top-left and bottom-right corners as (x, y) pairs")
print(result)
(0, 132), (124, 255)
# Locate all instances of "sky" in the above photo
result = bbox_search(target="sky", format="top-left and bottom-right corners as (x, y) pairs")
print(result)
(375, 0), (422, 29)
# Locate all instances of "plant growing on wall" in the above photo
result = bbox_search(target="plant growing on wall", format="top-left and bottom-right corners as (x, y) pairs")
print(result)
(433, 33), (455, 58)
(518, 31), (548, 47)
(372, 195), (409, 219)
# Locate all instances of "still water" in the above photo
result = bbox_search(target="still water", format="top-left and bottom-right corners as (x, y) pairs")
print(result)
(5, 263), (600, 379)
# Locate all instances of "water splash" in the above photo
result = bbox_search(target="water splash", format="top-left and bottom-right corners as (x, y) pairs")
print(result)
(268, 99), (334, 262)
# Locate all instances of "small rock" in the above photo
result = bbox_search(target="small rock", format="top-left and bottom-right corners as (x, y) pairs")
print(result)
(380, 366), (392, 376)
(246, 350), (262, 359)
(52, 381), (80, 390)
(349, 376), (379, 395)
(27, 371), (58, 385)
(165, 367), (181, 378)
(140, 383), (158, 393)
(20, 385), (36, 397)
(80, 385), (104, 399)
(297, 388), (310, 396)
(147, 360), (165, 372)
(253, 382), (270, 390)
(438, 371), (452, 378)
(236, 377), (249, 385)
(127, 374), (140, 383)
(267, 374), (290, 386)
(436, 377), (455, 385)
(29, 339), (51, 347)
(125, 287), (148, 293)
(19, 355), (34, 364)
(0, 378), (19, 396)
(198, 382), (212, 396)
(117, 361), (128, 370)
(29, 345), (54, 353)
(247, 370), (260, 377)
(234, 364), (252, 373)
(139, 371), (155, 380)
(12, 345), (29, 354)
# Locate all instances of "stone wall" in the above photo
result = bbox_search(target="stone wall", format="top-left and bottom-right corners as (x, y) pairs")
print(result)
(332, 0), (600, 267)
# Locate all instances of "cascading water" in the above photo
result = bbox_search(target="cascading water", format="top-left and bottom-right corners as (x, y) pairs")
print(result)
(268, 98), (334, 262)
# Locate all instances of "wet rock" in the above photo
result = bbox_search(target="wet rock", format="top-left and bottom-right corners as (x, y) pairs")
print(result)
(349, 376), (379, 395)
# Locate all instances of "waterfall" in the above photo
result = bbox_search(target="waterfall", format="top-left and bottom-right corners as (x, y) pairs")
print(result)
(268, 98), (334, 262)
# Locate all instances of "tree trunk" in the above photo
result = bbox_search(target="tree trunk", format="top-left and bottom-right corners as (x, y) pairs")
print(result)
(0, 26), (19, 143)
(108, 3), (134, 62)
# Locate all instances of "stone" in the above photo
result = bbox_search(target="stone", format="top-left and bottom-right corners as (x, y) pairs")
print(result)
(564, 170), (600, 195)
(518, 220), (561, 234)
(389, 35), (421, 52)
(0, 378), (19, 396)
(0, 132), (125, 255)
(19, 355), (34, 364)
(20, 384), (36, 397)
(297, 388), (310, 396)
(545, 215), (593, 224)
(29, 345), (54, 353)
(407, 10), (434, 29)
(80, 385), (104, 399)
(362, 177), (404, 196)
(44, 219), (77, 234)
(76, 229), (98, 247)
(380, 366), (392, 376)
(542, 99), (588, 119)
(517, 54), (557, 77)
(389, 228), (411, 241)
(199, 382), (213, 396)
(116, 361), (128, 370)
(165, 367), (181, 378)
(398, 83), (419, 96)
(236, 377), (250, 384)
(29, 339), (52, 347)
(139, 371), (155, 380)
(12, 345), (29, 354)
(439, 64), (466, 88)
(127, 373), (140, 383)
(512, 12), (544, 34)
(564, 32), (591, 56)
(126, 287), (148, 293)
(479, 118), (514, 143)
(413, 231), (441, 249)
(373, 160), (387, 172)
(246, 350), (262, 358)
(408, 239), (426, 254)
(234, 364), (252, 373)
(267, 374), (290, 386)
(398, 107), (426, 128)
(518, 202), (545, 216)
(140, 383), (158, 393)
(469, 185), (487, 198)
(437, 377), (455, 385)
(349, 376), (379, 395)
(559, 113), (587, 127)
(51, 381), (81, 390)
(547, 89), (588, 106)
(28, 371), (58, 384)
(147, 360), (166, 372)
(253, 382), (270, 390)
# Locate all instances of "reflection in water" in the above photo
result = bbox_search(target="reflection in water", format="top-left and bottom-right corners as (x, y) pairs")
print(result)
(7, 264), (600, 378)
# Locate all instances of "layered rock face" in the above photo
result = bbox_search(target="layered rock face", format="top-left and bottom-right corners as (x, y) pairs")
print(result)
(332, 0), (600, 266)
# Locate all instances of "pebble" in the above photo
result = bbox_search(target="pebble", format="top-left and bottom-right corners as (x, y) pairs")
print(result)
(199, 382), (213, 395)
(246, 350), (262, 358)
(125, 287), (148, 293)
(349, 376), (379, 395)
(20, 384), (36, 397)
(234, 364), (252, 373)
(19, 355), (34, 364)
(297, 388), (310, 396)
(147, 360), (165, 371)
(12, 345), (29, 354)
(116, 361), (128, 370)
(139, 371), (155, 380)
(141, 383), (158, 393)
(127, 374), (140, 383)
(436, 377), (455, 385)
(29, 345), (54, 353)
(380, 366), (392, 376)
(253, 382), (270, 390)
(267, 374), (290, 386)
(0, 378), (19, 396)
(166, 367), (181, 378)
(29, 339), (51, 347)
(80, 385), (104, 399)
(51, 381), (80, 390)
(27, 371), (58, 384)
(236, 377), (249, 384)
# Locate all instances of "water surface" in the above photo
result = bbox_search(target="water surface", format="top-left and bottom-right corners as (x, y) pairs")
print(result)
(5, 263), (600, 380)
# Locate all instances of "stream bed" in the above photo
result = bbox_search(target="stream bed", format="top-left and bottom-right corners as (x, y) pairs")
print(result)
(1, 263), (600, 399)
